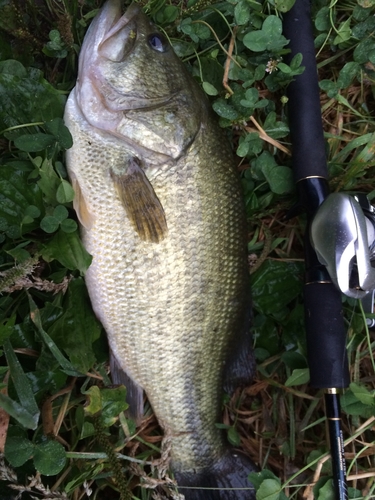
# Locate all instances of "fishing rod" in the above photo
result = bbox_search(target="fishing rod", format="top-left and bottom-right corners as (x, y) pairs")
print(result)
(282, 1), (351, 498)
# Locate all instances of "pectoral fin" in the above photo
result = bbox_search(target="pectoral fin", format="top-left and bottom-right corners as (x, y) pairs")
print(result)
(71, 176), (95, 230)
(110, 158), (168, 243)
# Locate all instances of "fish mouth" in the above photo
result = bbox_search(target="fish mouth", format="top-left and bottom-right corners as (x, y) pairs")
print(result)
(102, 2), (142, 43)
(97, 1), (181, 110)
(104, 85), (180, 112)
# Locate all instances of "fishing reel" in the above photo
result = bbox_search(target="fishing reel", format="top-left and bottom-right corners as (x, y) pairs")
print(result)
(310, 192), (375, 308)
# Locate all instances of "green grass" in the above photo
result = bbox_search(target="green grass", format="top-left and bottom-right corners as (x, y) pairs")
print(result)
(0, 0), (375, 498)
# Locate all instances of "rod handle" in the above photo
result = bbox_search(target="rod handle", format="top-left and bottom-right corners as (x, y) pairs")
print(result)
(283, 0), (328, 181)
(304, 282), (349, 389)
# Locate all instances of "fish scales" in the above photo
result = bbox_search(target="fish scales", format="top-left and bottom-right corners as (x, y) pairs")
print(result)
(64, 1), (256, 497)
(66, 101), (248, 466)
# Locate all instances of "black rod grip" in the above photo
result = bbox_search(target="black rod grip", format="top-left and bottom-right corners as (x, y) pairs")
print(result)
(283, 0), (327, 180)
(325, 392), (348, 500)
(304, 282), (349, 388)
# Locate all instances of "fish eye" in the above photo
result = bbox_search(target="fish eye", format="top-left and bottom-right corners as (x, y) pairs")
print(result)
(148, 33), (169, 52)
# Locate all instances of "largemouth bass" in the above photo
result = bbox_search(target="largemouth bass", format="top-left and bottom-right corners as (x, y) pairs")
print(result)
(64, 1), (257, 497)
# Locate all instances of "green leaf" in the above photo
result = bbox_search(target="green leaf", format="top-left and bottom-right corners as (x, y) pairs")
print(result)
(243, 29), (270, 52)
(6, 245), (31, 262)
(100, 386), (129, 427)
(333, 18), (352, 45)
(3, 339), (40, 428)
(212, 99), (239, 120)
(0, 316), (17, 344)
(256, 478), (282, 500)
(349, 382), (375, 406)
(237, 132), (263, 158)
(251, 260), (303, 315)
(64, 462), (104, 494)
(84, 385), (102, 416)
(0, 60), (27, 77)
(261, 15), (284, 37)
(274, 0), (295, 13)
(60, 218), (78, 233)
(243, 16), (289, 53)
(337, 62), (360, 89)
(252, 151), (293, 194)
(53, 204), (69, 222)
(4, 432), (34, 467)
(285, 368), (310, 386)
(316, 479), (335, 500)
(56, 180), (75, 203)
(180, 18), (210, 43)
(248, 469), (280, 490)
(44, 117), (73, 149)
(47, 279), (100, 373)
(80, 420), (96, 439)
(161, 5), (179, 23)
(0, 165), (43, 234)
(36, 157), (61, 205)
(23, 216), (34, 224)
(83, 385), (128, 427)
(0, 61), (65, 131)
(354, 132), (375, 163)
(262, 164), (293, 194)
(44, 30), (68, 58)
(227, 426), (241, 446)
(319, 79), (339, 98)
(332, 132), (373, 163)
(340, 390), (374, 418)
(277, 62), (291, 74)
(281, 351), (307, 370)
(241, 87), (259, 107)
(14, 133), (56, 152)
(290, 53), (303, 70)
(25, 205), (41, 218)
(353, 38), (375, 64)
(34, 439), (67, 476)
(202, 81), (218, 96)
(42, 229), (92, 274)
(0, 393), (39, 429)
(263, 111), (289, 139)
(234, 0), (251, 25)
(28, 294), (82, 376)
(253, 315), (280, 356)
(315, 7), (330, 31)
(352, 13), (375, 38)
(40, 215), (60, 233)
(27, 369), (67, 400)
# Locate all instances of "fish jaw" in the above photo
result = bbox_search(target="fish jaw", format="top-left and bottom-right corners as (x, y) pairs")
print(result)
(75, 1), (173, 126)
(75, 0), (124, 131)
(76, 1), (152, 130)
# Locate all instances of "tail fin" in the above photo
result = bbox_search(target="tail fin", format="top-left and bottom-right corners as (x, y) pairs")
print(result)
(174, 450), (257, 499)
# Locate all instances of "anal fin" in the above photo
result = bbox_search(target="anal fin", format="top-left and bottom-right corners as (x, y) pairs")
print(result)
(110, 351), (144, 425)
(110, 157), (168, 243)
(223, 306), (255, 395)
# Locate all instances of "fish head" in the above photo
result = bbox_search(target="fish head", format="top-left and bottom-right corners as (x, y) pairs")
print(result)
(75, 0), (205, 160)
